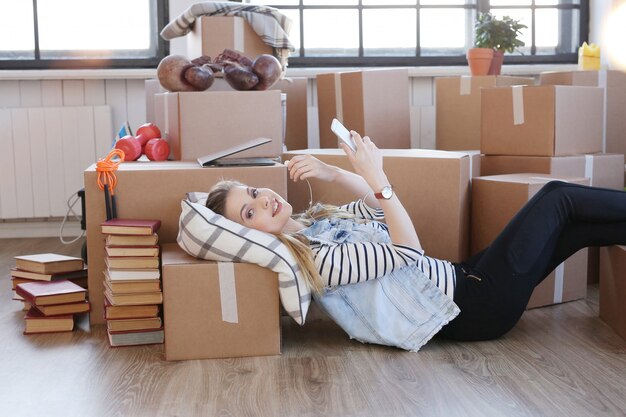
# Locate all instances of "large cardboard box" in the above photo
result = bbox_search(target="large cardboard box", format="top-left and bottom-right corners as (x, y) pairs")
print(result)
(599, 245), (626, 340)
(471, 173), (590, 308)
(481, 85), (604, 156)
(161, 243), (281, 360)
(157, 90), (283, 161)
(539, 70), (626, 156)
(187, 16), (272, 60)
(435, 76), (534, 151)
(317, 69), (410, 149)
(283, 149), (471, 262)
(208, 77), (309, 151)
(84, 162), (287, 324)
(480, 153), (625, 284)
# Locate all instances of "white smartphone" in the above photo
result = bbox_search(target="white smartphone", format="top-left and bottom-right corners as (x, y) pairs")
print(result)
(331, 118), (357, 152)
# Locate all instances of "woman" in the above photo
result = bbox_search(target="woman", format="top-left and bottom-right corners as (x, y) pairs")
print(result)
(206, 131), (626, 350)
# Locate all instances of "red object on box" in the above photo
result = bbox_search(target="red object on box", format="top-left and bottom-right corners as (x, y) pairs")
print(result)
(136, 123), (162, 148)
(144, 138), (170, 161)
(115, 136), (142, 161)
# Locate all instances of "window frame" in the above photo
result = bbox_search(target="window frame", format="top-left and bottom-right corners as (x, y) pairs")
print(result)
(0, 0), (170, 70)
(265, 0), (589, 68)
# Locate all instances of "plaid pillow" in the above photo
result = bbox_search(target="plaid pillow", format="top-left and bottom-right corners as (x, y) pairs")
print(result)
(177, 192), (311, 325)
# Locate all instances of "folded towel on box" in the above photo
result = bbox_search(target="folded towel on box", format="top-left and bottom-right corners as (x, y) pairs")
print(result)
(160, 1), (294, 69)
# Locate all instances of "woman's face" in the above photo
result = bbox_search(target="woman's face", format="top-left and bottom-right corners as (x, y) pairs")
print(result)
(223, 185), (293, 234)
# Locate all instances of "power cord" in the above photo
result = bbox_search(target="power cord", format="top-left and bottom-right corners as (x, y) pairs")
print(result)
(60, 190), (85, 244)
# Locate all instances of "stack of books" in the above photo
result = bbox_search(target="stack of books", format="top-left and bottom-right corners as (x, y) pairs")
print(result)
(101, 218), (164, 347)
(15, 279), (89, 334)
(11, 253), (88, 311)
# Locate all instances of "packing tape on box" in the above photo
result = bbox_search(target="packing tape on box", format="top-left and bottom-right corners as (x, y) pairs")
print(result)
(598, 70), (608, 153)
(459, 76), (472, 95)
(217, 262), (239, 324)
(554, 262), (564, 304)
(334, 73), (344, 122)
(585, 155), (595, 186)
(512, 85), (525, 125)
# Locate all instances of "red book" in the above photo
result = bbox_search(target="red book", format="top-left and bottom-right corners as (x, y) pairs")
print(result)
(101, 219), (161, 236)
(24, 307), (74, 334)
(16, 280), (87, 306)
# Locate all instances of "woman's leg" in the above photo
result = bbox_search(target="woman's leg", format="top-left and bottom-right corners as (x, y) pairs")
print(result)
(441, 181), (626, 341)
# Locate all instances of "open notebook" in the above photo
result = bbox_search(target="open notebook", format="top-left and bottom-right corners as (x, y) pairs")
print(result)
(197, 137), (277, 167)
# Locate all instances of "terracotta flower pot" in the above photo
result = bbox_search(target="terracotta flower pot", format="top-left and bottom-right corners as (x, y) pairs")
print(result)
(488, 50), (504, 75)
(466, 48), (494, 76)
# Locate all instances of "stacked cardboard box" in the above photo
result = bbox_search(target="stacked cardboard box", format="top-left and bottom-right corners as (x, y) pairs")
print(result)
(599, 245), (626, 340)
(317, 69), (411, 149)
(100, 219), (164, 347)
(161, 244), (281, 360)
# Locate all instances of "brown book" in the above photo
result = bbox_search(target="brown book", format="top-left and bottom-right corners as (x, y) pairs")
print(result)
(103, 271), (161, 293)
(101, 219), (161, 236)
(14, 253), (84, 275)
(105, 267), (160, 281)
(104, 256), (159, 270)
(24, 307), (74, 334)
(107, 328), (164, 347)
(106, 316), (162, 332)
(16, 280), (87, 306)
(105, 233), (159, 247)
(103, 283), (163, 306)
(33, 300), (91, 316)
(105, 246), (159, 257)
(104, 296), (159, 320)
(11, 266), (87, 282)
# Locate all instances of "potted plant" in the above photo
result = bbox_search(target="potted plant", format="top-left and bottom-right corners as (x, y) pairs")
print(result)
(467, 12), (527, 76)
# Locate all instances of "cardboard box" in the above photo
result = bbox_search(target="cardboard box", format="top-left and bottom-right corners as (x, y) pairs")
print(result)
(480, 153), (625, 284)
(471, 174), (591, 308)
(539, 70), (626, 157)
(480, 153), (625, 190)
(317, 69), (410, 149)
(481, 85), (604, 156)
(84, 162), (287, 324)
(187, 16), (272, 60)
(209, 77), (309, 151)
(161, 243), (281, 360)
(157, 90), (283, 161)
(599, 245), (626, 340)
(435, 76), (534, 151)
(283, 149), (471, 262)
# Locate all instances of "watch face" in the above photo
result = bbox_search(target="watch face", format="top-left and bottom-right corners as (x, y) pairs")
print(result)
(381, 186), (393, 199)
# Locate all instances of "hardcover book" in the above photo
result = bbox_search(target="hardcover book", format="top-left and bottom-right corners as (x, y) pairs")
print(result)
(104, 256), (160, 270)
(107, 328), (164, 347)
(105, 233), (159, 246)
(104, 296), (160, 320)
(103, 285), (163, 306)
(105, 246), (160, 258)
(103, 271), (161, 293)
(24, 308), (74, 334)
(105, 268), (161, 281)
(11, 267), (88, 282)
(106, 317), (162, 332)
(101, 219), (161, 236)
(16, 280), (87, 306)
(14, 253), (84, 275)
(32, 300), (91, 316)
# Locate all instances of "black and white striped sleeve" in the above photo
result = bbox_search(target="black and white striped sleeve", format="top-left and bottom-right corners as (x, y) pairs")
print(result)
(310, 240), (424, 287)
(339, 199), (385, 220)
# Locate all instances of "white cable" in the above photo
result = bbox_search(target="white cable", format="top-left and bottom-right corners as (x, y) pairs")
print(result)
(60, 190), (85, 244)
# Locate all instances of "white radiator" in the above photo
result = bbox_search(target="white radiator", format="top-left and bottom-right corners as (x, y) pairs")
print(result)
(0, 105), (112, 220)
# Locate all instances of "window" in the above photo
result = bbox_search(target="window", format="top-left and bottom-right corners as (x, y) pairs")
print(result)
(0, 0), (169, 69)
(248, 0), (588, 67)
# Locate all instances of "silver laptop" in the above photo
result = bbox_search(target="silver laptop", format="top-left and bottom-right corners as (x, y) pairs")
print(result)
(197, 137), (276, 167)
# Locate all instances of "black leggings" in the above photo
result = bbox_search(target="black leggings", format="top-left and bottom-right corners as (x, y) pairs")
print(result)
(440, 181), (626, 341)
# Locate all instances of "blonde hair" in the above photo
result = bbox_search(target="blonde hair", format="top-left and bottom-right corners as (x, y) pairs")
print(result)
(206, 180), (359, 294)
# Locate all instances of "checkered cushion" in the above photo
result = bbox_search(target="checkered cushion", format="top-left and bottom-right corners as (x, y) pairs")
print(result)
(177, 192), (311, 325)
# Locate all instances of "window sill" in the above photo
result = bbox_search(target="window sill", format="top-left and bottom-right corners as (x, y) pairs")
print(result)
(0, 63), (579, 81)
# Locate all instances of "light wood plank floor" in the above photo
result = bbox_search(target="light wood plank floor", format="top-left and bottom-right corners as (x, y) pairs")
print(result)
(1, 237), (625, 417)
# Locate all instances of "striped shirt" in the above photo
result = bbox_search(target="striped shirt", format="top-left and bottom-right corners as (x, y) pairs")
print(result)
(304, 200), (456, 300)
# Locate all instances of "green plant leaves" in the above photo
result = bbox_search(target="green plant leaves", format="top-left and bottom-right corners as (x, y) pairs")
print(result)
(474, 12), (527, 53)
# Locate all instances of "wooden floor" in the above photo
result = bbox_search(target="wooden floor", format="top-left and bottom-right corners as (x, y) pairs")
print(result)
(1, 237), (625, 417)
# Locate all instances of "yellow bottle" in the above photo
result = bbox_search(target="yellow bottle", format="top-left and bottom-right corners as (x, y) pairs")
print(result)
(578, 42), (601, 71)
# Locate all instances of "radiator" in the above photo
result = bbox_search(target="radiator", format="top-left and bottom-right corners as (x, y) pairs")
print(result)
(0, 105), (112, 220)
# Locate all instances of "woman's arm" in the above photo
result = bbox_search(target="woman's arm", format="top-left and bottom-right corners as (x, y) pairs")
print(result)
(342, 132), (423, 251)
(285, 154), (382, 208)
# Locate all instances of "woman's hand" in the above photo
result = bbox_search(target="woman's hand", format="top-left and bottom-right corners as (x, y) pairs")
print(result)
(285, 155), (338, 183)
(341, 132), (389, 193)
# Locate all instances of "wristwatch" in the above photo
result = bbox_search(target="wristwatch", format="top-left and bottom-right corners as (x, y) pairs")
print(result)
(374, 185), (394, 200)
